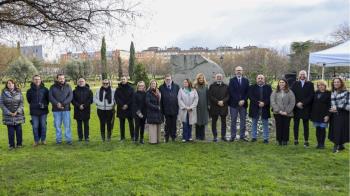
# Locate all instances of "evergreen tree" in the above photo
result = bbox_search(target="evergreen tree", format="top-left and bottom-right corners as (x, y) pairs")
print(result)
(129, 41), (135, 80)
(118, 55), (123, 80)
(133, 63), (149, 87)
(101, 36), (107, 79)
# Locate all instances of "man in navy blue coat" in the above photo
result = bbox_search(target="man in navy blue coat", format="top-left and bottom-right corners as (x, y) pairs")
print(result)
(228, 66), (250, 141)
(248, 74), (272, 143)
(159, 74), (180, 142)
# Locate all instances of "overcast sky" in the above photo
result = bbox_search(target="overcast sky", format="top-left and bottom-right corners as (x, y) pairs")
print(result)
(117, 0), (349, 52)
(17, 0), (349, 56)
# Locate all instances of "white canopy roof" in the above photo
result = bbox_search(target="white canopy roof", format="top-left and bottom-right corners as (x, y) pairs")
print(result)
(309, 40), (350, 67)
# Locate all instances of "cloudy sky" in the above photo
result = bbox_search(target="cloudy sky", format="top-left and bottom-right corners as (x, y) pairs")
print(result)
(113, 0), (349, 52)
(16, 0), (349, 56)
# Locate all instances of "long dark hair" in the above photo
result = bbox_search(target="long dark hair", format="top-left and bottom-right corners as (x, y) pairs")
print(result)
(276, 78), (289, 93)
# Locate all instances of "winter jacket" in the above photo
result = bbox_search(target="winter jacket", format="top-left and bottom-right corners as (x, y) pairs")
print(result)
(49, 81), (73, 112)
(26, 82), (49, 116)
(94, 87), (116, 111)
(0, 89), (25, 125)
(159, 82), (180, 116)
(270, 90), (296, 117)
(178, 88), (198, 125)
(114, 82), (134, 118)
(72, 84), (93, 120)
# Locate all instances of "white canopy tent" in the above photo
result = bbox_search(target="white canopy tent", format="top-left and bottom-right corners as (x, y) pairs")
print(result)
(308, 40), (350, 80)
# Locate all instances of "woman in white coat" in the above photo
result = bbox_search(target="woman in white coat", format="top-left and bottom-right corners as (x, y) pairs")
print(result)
(94, 79), (116, 142)
(178, 79), (199, 142)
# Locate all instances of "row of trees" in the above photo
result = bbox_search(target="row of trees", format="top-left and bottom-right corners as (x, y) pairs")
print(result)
(1, 22), (348, 86)
(63, 38), (148, 85)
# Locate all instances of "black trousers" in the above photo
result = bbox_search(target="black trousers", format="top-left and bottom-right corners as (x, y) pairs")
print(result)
(7, 125), (22, 147)
(293, 117), (309, 141)
(77, 119), (89, 140)
(211, 115), (226, 139)
(134, 117), (145, 141)
(97, 109), (114, 140)
(195, 124), (206, 140)
(316, 126), (326, 146)
(119, 117), (134, 140)
(164, 115), (177, 140)
(274, 114), (291, 142)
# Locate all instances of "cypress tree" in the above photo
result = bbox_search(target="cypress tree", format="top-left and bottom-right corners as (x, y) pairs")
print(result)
(101, 36), (107, 79)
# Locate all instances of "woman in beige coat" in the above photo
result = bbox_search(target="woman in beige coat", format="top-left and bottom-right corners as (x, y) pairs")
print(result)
(270, 79), (295, 146)
(178, 79), (198, 142)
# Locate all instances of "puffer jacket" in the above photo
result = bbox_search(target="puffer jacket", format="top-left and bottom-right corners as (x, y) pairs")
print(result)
(94, 88), (116, 111)
(0, 89), (25, 125)
(49, 81), (73, 111)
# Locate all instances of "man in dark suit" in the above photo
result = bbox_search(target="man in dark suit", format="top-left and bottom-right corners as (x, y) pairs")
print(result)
(248, 74), (272, 143)
(228, 66), (250, 142)
(291, 70), (314, 147)
(159, 74), (180, 142)
(208, 73), (229, 142)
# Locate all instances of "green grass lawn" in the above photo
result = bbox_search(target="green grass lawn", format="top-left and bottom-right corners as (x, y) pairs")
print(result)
(0, 84), (349, 195)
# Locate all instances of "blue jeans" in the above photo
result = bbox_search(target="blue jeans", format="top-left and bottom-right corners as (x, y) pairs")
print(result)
(251, 117), (269, 140)
(182, 113), (192, 141)
(230, 106), (247, 139)
(53, 111), (72, 143)
(31, 114), (47, 142)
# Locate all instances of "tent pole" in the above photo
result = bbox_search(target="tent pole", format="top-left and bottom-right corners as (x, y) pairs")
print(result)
(307, 63), (311, 80)
(322, 66), (325, 80)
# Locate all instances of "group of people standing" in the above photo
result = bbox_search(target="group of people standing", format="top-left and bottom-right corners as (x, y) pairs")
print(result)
(0, 67), (349, 153)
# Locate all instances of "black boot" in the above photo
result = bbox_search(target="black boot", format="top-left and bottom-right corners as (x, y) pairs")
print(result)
(333, 145), (339, 153)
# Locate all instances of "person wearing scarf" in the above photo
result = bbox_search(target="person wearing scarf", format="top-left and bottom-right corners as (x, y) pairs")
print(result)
(328, 77), (349, 153)
(94, 79), (115, 142)
(146, 80), (162, 144)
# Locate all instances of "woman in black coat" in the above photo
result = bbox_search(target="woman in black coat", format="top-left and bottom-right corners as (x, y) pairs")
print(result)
(132, 81), (147, 144)
(328, 77), (349, 153)
(146, 80), (163, 144)
(72, 78), (93, 142)
(114, 76), (134, 141)
(310, 80), (331, 149)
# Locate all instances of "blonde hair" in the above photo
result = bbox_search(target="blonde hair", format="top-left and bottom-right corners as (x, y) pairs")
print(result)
(148, 79), (158, 90)
(316, 80), (327, 90)
(193, 73), (207, 88)
(136, 81), (146, 91)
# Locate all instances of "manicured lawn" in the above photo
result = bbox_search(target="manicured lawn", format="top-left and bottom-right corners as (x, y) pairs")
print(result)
(0, 84), (349, 195)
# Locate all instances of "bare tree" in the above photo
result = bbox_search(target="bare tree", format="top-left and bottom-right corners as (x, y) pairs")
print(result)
(330, 22), (350, 44)
(0, 0), (141, 43)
